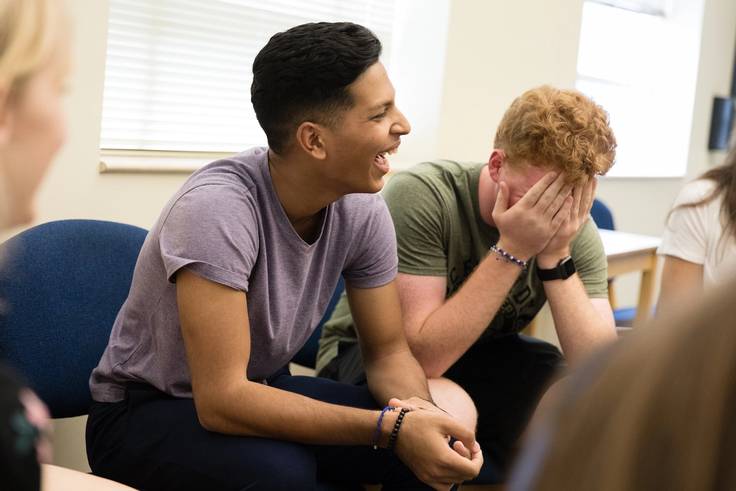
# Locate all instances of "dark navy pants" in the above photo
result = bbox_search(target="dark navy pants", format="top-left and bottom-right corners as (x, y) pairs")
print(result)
(86, 369), (430, 490)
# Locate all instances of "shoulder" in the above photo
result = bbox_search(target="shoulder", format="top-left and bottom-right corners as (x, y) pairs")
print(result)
(571, 219), (605, 257)
(169, 148), (269, 211)
(335, 192), (388, 215)
(387, 160), (481, 187)
(184, 147), (267, 193)
(672, 178), (719, 208)
(384, 160), (483, 205)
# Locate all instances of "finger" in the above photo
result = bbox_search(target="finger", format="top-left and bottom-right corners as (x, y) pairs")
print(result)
(452, 439), (471, 459)
(533, 172), (568, 212)
(388, 397), (419, 411)
(551, 196), (574, 231)
(492, 181), (510, 217)
(570, 179), (584, 218)
(544, 183), (573, 219)
(388, 397), (402, 408)
(437, 448), (483, 482)
(441, 418), (477, 458)
(517, 171), (557, 208)
(580, 177), (597, 221)
(469, 444), (484, 468)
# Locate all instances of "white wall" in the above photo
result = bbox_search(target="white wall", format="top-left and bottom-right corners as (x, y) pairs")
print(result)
(39, 0), (736, 473)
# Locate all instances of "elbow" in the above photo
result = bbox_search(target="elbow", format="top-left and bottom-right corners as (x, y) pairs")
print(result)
(409, 342), (448, 379)
(421, 356), (450, 379)
(193, 398), (227, 433)
(191, 384), (244, 434)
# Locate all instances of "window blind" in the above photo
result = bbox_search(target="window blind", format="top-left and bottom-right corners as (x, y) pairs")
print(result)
(100, 0), (395, 153)
(590, 0), (670, 16)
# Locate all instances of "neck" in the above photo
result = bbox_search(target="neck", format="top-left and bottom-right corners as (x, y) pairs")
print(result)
(478, 167), (498, 227)
(268, 150), (334, 238)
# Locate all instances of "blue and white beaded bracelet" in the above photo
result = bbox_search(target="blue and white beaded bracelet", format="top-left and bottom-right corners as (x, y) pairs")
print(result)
(489, 244), (528, 269)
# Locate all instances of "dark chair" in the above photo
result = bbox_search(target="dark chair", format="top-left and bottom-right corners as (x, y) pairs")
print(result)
(591, 198), (615, 231)
(0, 219), (148, 417)
(590, 198), (636, 326)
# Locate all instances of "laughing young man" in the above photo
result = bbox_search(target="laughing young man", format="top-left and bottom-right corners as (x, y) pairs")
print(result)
(87, 22), (481, 490)
(317, 85), (619, 478)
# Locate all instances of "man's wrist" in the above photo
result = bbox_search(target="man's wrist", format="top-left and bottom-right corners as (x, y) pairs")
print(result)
(378, 410), (400, 448)
(494, 241), (532, 263)
(537, 249), (571, 269)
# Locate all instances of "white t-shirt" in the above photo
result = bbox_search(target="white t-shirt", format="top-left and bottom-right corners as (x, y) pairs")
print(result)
(658, 178), (736, 287)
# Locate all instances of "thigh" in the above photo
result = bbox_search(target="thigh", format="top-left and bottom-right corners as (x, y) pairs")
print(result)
(444, 335), (564, 472)
(88, 385), (317, 491)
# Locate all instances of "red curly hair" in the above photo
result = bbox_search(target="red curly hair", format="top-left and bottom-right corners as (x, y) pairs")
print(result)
(494, 86), (617, 182)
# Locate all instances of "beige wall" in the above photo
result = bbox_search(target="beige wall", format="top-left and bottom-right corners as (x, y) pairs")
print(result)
(43, 0), (736, 473)
(35, 0), (188, 233)
(438, 0), (585, 161)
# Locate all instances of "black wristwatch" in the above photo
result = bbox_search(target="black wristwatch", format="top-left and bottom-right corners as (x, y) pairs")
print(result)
(537, 256), (576, 281)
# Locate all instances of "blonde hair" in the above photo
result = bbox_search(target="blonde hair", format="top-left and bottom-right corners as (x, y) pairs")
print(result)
(0, 0), (66, 97)
(520, 279), (736, 491)
(494, 85), (617, 182)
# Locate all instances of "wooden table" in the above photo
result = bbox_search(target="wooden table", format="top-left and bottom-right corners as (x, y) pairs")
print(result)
(599, 229), (661, 327)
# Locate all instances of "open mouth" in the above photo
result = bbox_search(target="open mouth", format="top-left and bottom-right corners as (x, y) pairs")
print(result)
(374, 144), (400, 174)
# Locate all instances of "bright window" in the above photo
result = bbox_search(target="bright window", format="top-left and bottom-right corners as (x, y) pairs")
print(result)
(576, 0), (705, 177)
(100, 0), (398, 154)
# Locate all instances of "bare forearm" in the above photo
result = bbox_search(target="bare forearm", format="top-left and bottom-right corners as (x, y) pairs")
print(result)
(544, 277), (616, 364)
(198, 381), (385, 445)
(409, 254), (521, 376)
(363, 347), (432, 404)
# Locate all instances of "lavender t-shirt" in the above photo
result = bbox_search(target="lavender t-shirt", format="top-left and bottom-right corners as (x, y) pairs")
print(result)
(90, 147), (397, 402)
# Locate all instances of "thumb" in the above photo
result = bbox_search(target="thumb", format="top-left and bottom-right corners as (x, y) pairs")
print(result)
(388, 397), (403, 408)
(493, 181), (509, 218)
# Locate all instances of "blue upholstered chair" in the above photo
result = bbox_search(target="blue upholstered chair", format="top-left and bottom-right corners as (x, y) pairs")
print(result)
(591, 198), (637, 326)
(0, 219), (147, 417)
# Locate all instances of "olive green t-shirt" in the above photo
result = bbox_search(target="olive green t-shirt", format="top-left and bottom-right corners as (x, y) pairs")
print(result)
(315, 160), (608, 373)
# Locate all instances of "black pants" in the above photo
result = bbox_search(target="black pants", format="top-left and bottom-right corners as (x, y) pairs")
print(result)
(320, 334), (564, 477)
(86, 368), (431, 491)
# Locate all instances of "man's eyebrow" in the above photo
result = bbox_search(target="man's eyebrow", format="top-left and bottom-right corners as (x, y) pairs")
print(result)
(367, 101), (392, 112)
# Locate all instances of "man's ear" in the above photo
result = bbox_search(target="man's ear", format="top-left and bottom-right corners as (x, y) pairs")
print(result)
(488, 149), (505, 182)
(295, 121), (327, 160)
(0, 85), (15, 146)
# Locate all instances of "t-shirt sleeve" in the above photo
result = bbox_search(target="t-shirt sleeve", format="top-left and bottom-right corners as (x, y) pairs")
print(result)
(383, 172), (447, 276)
(658, 180), (711, 265)
(342, 195), (398, 289)
(158, 183), (258, 291)
(571, 218), (609, 298)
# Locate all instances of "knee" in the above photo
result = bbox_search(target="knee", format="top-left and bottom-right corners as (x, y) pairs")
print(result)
(428, 377), (478, 430)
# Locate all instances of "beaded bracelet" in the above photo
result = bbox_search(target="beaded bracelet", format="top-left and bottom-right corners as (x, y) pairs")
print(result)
(489, 244), (528, 269)
(387, 408), (410, 451)
(371, 406), (396, 449)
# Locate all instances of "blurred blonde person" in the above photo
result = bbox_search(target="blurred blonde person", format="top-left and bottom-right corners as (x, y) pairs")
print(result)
(509, 276), (736, 491)
(0, 0), (70, 489)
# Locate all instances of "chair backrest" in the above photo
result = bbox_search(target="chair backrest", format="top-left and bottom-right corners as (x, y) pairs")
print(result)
(591, 198), (615, 231)
(0, 220), (148, 418)
(291, 277), (345, 368)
